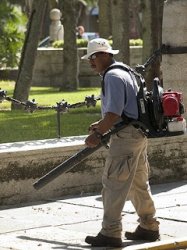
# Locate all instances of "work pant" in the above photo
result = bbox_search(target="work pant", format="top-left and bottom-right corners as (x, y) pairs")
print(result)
(100, 125), (159, 238)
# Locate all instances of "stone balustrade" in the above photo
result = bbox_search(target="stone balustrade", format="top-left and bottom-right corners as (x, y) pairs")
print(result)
(0, 134), (187, 206)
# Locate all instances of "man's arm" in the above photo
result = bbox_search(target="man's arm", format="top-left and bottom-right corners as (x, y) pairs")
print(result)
(85, 112), (121, 148)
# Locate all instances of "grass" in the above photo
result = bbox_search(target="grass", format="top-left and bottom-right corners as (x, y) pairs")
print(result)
(0, 81), (101, 143)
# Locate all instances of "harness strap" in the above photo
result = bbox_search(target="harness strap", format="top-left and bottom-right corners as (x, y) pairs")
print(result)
(101, 64), (141, 126)
(102, 64), (133, 96)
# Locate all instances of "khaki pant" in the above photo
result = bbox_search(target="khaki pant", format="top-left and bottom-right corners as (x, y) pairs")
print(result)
(100, 125), (159, 238)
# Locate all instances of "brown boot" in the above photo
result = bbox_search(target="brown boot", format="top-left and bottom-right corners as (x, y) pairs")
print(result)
(125, 226), (160, 242)
(85, 232), (123, 247)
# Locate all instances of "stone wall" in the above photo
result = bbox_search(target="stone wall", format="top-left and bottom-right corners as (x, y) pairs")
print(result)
(31, 46), (143, 87)
(0, 134), (187, 206)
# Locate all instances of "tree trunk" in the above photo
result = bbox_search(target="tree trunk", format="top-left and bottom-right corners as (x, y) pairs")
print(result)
(24, 0), (33, 16)
(98, 0), (111, 39)
(48, 0), (58, 9)
(111, 0), (130, 64)
(12, 0), (47, 109)
(141, 0), (164, 90)
(130, 0), (142, 39)
(59, 0), (79, 91)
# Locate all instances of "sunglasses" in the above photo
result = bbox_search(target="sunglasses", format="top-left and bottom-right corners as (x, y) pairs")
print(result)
(88, 52), (105, 60)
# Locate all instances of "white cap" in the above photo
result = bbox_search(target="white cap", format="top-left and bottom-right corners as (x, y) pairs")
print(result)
(81, 38), (119, 60)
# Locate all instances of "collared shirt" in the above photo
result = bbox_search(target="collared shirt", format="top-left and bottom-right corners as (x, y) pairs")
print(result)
(101, 62), (139, 120)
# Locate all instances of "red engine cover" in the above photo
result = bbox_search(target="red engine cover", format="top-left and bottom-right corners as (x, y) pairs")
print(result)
(162, 92), (182, 117)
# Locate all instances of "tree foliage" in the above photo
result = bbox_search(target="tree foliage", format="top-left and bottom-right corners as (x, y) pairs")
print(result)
(0, 0), (26, 68)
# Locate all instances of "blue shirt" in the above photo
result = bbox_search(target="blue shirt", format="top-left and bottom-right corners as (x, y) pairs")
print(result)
(101, 62), (139, 120)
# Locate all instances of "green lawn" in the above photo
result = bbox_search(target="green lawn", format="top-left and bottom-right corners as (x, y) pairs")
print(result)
(0, 81), (101, 143)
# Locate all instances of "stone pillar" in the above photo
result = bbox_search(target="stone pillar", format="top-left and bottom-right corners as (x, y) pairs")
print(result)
(49, 8), (64, 43)
(162, 0), (187, 119)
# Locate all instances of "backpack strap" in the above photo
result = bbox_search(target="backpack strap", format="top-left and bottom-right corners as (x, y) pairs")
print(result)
(102, 64), (133, 96)
(101, 63), (140, 123)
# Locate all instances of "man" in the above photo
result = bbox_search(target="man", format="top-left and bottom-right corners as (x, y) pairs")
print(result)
(76, 25), (87, 39)
(81, 38), (160, 248)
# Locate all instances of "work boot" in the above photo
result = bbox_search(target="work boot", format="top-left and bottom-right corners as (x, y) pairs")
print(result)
(125, 225), (160, 242)
(85, 232), (123, 247)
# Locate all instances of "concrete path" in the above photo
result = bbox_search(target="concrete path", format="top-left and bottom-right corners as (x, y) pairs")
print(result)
(0, 180), (187, 249)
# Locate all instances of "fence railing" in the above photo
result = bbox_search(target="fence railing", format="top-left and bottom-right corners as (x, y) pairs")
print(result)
(0, 89), (100, 138)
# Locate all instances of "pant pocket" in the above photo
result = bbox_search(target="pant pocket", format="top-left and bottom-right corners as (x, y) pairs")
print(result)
(105, 154), (133, 182)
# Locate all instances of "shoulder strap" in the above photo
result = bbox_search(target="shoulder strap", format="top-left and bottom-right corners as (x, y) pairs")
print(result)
(103, 64), (132, 79)
(102, 63), (138, 123)
(102, 64), (136, 96)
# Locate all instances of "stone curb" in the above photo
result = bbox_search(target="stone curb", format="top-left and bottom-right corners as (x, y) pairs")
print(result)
(127, 237), (187, 250)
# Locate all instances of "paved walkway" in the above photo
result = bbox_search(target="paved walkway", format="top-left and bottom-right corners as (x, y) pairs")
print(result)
(0, 180), (187, 249)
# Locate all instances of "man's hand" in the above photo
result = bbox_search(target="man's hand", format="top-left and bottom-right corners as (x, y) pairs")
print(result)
(88, 121), (100, 134)
(85, 112), (120, 148)
(85, 131), (102, 148)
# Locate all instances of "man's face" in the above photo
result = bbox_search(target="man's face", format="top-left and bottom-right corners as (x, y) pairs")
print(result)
(88, 52), (112, 73)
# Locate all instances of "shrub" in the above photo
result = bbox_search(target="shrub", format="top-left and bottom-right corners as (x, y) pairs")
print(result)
(53, 39), (88, 48)
(130, 39), (143, 46)
(52, 38), (143, 48)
